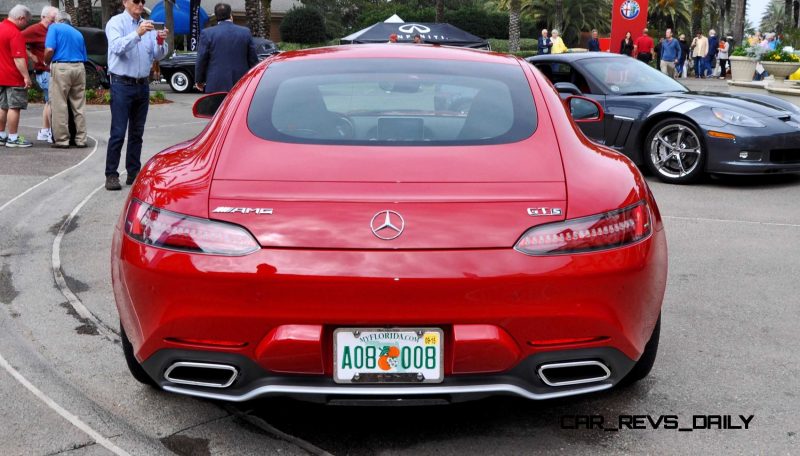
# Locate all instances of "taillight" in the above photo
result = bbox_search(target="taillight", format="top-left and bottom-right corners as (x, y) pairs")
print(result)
(514, 201), (651, 256)
(124, 199), (259, 256)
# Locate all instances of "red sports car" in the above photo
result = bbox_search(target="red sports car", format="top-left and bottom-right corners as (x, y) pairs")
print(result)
(112, 44), (667, 404)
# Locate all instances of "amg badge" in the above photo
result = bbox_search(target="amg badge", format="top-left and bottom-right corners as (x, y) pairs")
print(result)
(212, 207), (274, 215)
(527, 207), (563, 216)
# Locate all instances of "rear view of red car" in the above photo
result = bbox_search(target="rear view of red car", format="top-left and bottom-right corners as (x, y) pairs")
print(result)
(112, 44), (667, 403)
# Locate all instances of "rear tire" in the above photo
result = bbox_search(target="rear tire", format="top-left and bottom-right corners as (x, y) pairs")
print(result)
(121, 324), (156, 386)
(619, 314), (660, 386)
(169, 70), (193, 93)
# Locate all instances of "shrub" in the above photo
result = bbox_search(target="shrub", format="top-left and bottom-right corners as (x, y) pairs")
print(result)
(149, 91), (166, 103)
(760, 49), (800, 62)
(280, 6), (327, 44)
(444, 7), (537, 40)
(356, 5), (435, 29)
(85, 88), (96, 100)
(27, 87), (44, 103)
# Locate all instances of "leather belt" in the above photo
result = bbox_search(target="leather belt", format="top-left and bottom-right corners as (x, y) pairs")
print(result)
(110, 73), (149, 85)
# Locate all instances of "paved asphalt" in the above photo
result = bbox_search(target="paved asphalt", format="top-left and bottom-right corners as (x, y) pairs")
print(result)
(0, 79), (798, 455)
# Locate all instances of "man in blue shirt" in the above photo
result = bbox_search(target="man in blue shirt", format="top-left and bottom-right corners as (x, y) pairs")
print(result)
(659, 28), (681, 78)
(104, 0), (168, 191)
(587, 29), (601, 52)
(44, 12), (87, 148)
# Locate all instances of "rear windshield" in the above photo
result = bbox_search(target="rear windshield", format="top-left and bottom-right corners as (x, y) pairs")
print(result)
(247, 58), (537, 146)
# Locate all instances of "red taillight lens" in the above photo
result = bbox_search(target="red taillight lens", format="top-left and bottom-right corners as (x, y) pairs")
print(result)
(514, 201), (651, 256)
(124, 199), (259, 256)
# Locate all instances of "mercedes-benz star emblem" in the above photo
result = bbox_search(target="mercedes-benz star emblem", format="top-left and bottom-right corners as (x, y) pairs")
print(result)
(370, 210), (405, 240)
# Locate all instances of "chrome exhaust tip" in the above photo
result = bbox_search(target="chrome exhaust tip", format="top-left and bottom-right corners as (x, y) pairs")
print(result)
(164, 362), (238, 388)
(537, 360), (611, 387)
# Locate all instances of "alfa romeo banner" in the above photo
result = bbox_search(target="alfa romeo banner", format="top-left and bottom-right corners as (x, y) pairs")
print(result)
(610, 0), (649, 53)
(189, 0), (201, 51)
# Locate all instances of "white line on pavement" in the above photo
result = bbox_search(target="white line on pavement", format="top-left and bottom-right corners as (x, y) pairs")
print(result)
(0, 135), (98, 214)
(52, 183), (119, 341)
(664, 215), (800, 228)
(0, 352), (131, 456)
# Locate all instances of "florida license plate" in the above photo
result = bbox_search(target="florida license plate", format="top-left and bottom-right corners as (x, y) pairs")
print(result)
(333, 328), (444, 384)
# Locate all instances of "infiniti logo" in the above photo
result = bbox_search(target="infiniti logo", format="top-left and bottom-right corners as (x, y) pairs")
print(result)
(370, 210), (405, 240)
(398, 24), (431, 34)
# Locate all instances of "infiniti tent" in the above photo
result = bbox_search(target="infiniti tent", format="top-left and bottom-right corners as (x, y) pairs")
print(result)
(341, 20), (489, 49)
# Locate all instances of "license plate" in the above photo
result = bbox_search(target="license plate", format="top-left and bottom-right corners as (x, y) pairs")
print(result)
(333, 328), (444, 384)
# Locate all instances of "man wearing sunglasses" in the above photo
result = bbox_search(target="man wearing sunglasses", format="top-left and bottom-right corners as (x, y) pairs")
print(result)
(103, 0), (168, 191)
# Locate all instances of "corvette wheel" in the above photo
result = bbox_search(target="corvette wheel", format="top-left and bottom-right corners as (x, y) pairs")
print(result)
(645, 119), (705, 184)
(169, 70), (193, 93)
(619, 314), (660, 386)
(121, 324), (156, 386)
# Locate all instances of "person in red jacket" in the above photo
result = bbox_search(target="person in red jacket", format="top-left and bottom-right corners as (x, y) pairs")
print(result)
(633, 28), (654, 64)
(22, 5), (58, 143)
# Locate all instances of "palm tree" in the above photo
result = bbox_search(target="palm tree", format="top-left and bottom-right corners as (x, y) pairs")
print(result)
(489, 0), (611, 46)
(76, 0), (93, 26)
(650, 0), (692, 32)
(262, 0), (272, 38)
(509, 0), (521, 52)
(165, 0), (174, 54)
(246, 0), (266, 37)
(732, 0), (746, 44)
(436, 0), (444, 23)
(691, 0), (703, 33)
(760, 0), (785, 32)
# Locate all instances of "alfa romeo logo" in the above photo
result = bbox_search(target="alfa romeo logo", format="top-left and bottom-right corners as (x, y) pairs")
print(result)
(398, 24), (431, 34)
(370, 210), (405, 240)
(620, 0), (640, 19)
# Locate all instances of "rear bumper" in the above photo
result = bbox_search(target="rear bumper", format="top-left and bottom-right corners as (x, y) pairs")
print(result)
(144, 347), (635, 403)
(112, 226), (667, 400)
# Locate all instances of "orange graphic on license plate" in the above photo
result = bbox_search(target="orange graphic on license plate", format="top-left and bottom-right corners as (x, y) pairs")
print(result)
(378, 345), (400, 371)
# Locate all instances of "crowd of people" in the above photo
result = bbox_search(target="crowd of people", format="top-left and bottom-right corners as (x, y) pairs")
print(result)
(537, 26), (744, 80)
(1, 2), (258, 191)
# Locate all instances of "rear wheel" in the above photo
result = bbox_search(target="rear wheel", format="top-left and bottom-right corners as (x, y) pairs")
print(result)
(619, 314), (660, 386)
(169, 70), (193, 93)
(644, 118), (705, 184)
(121, 324), (156, 386)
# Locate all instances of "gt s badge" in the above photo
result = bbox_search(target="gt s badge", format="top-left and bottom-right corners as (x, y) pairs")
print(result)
(527, 207), (562, 216)
(213, 207), (274, 215)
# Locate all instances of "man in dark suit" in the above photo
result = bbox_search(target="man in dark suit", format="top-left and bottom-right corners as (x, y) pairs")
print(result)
(194, 3), (257, 93)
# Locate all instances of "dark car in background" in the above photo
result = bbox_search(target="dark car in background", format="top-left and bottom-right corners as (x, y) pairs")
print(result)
(528, 53), (800, 184)
(77, 27), (110, 89)
(159, 37), (279, 93)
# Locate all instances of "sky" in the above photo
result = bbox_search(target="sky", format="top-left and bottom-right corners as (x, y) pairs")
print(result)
(747, 0), (769, 30)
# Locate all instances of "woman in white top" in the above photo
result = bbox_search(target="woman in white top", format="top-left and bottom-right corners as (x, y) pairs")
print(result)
(717, 37), (730, 79)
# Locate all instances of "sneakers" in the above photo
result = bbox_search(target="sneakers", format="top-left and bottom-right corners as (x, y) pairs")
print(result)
(105, 175), (122, 191)
(5, 136), (32, 148)
(37, 129), (52, 142)
(0, 136), (5, 147)
(125, 172), (138, 186)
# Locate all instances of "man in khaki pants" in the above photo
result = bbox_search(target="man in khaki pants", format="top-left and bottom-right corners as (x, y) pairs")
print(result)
(44, 12), (87, 148)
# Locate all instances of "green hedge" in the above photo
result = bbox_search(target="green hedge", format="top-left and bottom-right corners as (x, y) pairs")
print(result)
(280, 6), (327, 44)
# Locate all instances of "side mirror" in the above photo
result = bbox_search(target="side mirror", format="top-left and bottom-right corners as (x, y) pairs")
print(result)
(192, 92), (227, 119)
(566, 96), (603, 122)
(554, 82), (583, 95)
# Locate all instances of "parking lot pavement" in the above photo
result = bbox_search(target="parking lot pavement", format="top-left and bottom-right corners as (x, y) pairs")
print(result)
(1, 87), (799, 455)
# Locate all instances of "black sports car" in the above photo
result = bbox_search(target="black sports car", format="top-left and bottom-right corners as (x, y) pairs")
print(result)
(527, 53), (800, 183)
(159, 37), (279, 93)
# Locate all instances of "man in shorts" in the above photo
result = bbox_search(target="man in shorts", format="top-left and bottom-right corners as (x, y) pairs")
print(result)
(23, 5), (58, 143)
(0, 4), (33, 148)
